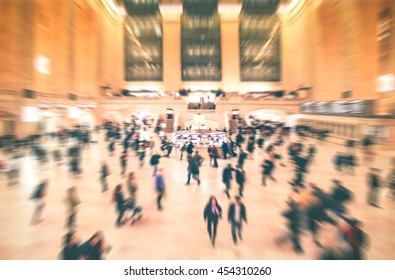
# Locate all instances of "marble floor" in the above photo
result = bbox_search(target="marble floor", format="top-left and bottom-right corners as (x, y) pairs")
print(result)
(0, 134), (394, 260)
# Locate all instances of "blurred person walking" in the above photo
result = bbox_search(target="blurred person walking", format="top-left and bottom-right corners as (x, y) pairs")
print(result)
(186, 151), (203, 185)
(179, 141), (186, 160)
(261, 157), (275, 187)
(228, 196), (247, 245)
(137, 144), (146, 167)
(120, 152), (128, 176)
(99, 161), (110, 192)
(203, 196), (222, 247)
(235, 166), (246, 197)
(30, 180), (48, 225)
(127, 172), (138, 202)
(61, 230), (82, 260)
(64, 186), (80, 229)
(276, 199), (303, 254)
(223, 163), (234, 199)
(237, 148), (247, 170)
(367, 168), (382, 207)
(155, 168), (166, 211)
(81, 231), (112, 260)
(108, 140), (115, 157)
(340, 217), (368, 260)
(150, 151), (161, 177)
(113, 184), (125, 227)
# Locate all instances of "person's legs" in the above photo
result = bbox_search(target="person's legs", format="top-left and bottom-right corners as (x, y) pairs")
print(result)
(262, 175), (267, 186)
(101, 178), (108, 192)
(186, 172), (191, 185)
(212, 220), (218, 245)
(291, 230), (303, 253)
(116, 208), (124, 226)
(367, 187), (374, 204)
(207, 220), (213, 239)
(157, 191), (164, 210)
(31, 202), (45, 225)
(310, 220), (321, 246)
(239, 183), (244, 197)
(236, 222), (243, 240)
(231, 222), (237, 244)
(369, 188), (379, 206)
(66, 212), (75, 228)
(193, 173), (201, 185)
(213, 157), (218, 168)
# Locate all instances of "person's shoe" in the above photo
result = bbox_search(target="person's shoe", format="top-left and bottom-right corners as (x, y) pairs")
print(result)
(185, 182), (190, 186)
(198, 180), (201, 185)
(212, 239), (215, 247)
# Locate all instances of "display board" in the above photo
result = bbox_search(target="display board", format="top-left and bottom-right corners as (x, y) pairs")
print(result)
(300, 100), (374, 115)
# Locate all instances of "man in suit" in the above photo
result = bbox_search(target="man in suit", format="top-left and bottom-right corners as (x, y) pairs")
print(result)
(228, 196), (247, 245)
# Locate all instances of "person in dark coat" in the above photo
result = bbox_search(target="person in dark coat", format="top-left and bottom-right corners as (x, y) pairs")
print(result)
(261, 158), (275, 186)
(108, 141), (115, 157)
(211, 145), (219, 168)
(281, 199), (303, 253)
(246, 138), (255, 159)
(186, 151), (203, 185)
(223, 164), (234, 199)
(150, 152), (161, 177)
(204, 196), (222, 247)
(222, 141), (229, 159)
(367, 168), (382, 207)
(235, 166), (246, 197)
(120, 152), (127, 176)
(341, 218), (367, 260)
(186, 142), (194, 155)
(227, 196), (247, 245)
(61, 231), (82, 260)
(100, 161), (110, 192)
(113, 184), (125, 227)
(81, 231), (111, 260)
(237, 148), (247, 170)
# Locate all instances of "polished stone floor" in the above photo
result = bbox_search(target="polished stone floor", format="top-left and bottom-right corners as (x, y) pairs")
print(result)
(0, 133), (394, 260)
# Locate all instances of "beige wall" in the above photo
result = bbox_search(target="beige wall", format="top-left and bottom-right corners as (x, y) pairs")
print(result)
(281, 0), (395, 114)
(0, 0), (123, 136)
(163, 14), (181, 91)
(221, 15), (240, 91)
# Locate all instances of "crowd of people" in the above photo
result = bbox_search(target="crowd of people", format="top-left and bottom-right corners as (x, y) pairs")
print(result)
(1, 118), (395, 260)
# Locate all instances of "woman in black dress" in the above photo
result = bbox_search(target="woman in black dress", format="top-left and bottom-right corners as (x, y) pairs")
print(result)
(203, 196), (222, 247)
